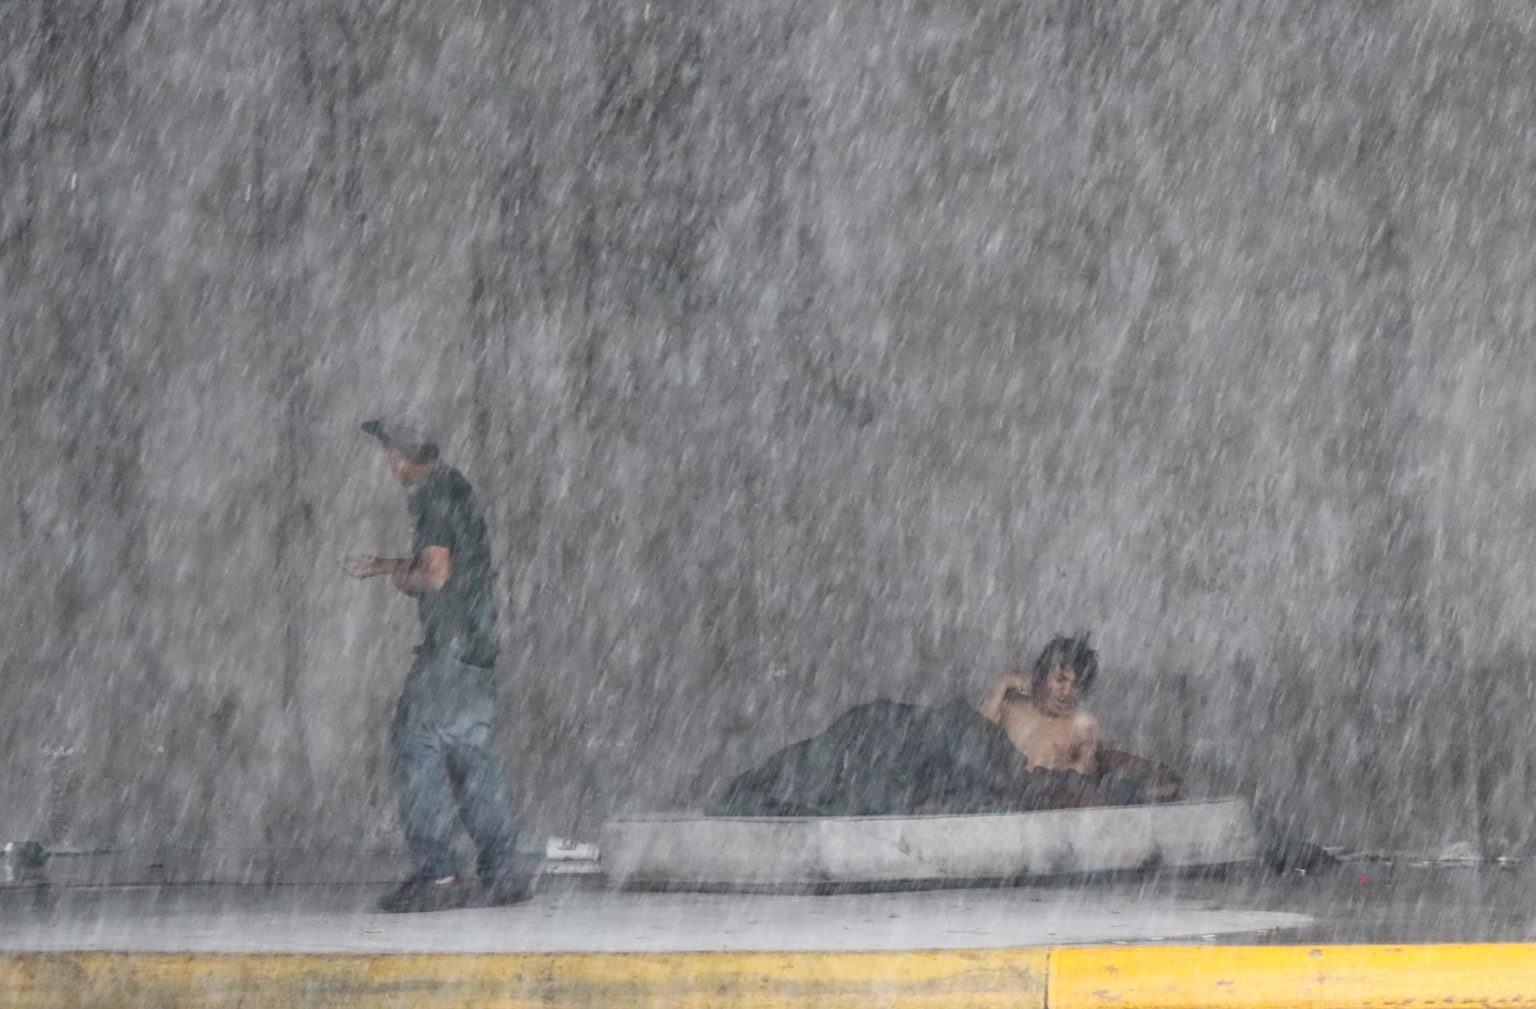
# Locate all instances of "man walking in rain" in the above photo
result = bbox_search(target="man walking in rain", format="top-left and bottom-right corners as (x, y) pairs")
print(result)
(344, 417), (530, 912)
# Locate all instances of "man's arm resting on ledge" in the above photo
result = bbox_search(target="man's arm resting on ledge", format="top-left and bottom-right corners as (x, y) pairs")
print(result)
(343, 547), (451, 595)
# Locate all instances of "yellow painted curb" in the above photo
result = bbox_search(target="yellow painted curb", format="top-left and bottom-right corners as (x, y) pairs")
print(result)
(6, 944), (1536, 1008)
(0, 948), (1049, 1009)
(1051, 943), (1536, 1008)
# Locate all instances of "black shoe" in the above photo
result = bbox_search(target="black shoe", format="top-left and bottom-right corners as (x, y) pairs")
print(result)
(474, 873), (535, 907)
(376, 876), (467, 913)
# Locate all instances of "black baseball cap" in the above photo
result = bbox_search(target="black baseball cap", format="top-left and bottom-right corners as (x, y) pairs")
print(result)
(360, 417), (438, 457)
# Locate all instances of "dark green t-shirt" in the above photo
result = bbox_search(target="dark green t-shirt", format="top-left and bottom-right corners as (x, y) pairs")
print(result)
(408, 465), (498, 668)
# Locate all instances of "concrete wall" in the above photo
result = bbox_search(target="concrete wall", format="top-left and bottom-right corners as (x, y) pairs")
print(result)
(5, 0), (1536, 856)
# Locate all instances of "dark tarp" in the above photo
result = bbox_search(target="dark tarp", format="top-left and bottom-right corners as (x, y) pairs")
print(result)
(710, 698), (1158, 817)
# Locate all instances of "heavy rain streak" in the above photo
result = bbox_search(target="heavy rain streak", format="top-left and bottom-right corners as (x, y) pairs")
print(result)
(3, 0), (1536, 956)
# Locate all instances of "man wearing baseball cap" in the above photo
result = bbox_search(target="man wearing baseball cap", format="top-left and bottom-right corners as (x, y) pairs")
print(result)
(345, 416), (530, 911)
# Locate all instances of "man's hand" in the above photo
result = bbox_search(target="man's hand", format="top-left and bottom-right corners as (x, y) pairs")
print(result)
(343, 555), (397, 579)
(991, 670), (1033, 700)
(343, 551), (448, 594)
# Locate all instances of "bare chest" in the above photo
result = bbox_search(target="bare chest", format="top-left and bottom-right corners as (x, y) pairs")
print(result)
(998, 706), (1089, 769)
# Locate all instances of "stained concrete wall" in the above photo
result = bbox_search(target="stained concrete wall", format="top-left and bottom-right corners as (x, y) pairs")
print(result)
(4, 1), (1536, 857)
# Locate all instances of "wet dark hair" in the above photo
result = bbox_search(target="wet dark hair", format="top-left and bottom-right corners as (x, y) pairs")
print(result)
(1031, 633), (1098, 694)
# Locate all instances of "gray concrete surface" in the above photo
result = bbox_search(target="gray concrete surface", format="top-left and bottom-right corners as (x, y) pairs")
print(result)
(1, 863), (1532, 953)
(0, 880), (1306, 954)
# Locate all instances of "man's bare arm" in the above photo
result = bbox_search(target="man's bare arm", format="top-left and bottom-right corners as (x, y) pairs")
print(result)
(977, 683), (1006, 724)
(1070, 711), (1100, 776)
(978, 670), (1032, 724)
(343, 547), (451, 596)
(391, 546), (451, 595)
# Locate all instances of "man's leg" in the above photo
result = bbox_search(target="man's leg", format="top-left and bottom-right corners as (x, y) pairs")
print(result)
(448, 735), (521, 879)
(388, 676), (461, 883)
(441, 665), (526, 900)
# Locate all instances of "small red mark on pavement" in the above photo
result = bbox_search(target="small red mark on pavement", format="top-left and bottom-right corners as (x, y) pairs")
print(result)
(1356, 873), (1369, 884)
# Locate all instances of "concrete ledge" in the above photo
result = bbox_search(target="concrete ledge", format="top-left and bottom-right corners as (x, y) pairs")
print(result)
(3, 944), (1534, 1008)
(602, 799), (1260, 889)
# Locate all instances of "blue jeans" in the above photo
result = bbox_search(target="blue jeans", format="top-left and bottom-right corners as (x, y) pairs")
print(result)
(389, 650), (520, 881)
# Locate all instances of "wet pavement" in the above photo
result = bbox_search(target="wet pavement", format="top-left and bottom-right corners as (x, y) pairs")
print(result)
(1189, 859), (1536, 945)
(0, 861), (1530, 953)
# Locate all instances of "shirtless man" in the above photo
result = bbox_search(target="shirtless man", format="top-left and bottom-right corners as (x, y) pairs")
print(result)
(977, 635), (1100, 775)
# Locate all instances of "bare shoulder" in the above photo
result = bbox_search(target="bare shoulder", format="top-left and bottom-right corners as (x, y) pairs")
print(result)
(1070, 709), (1100, 734)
